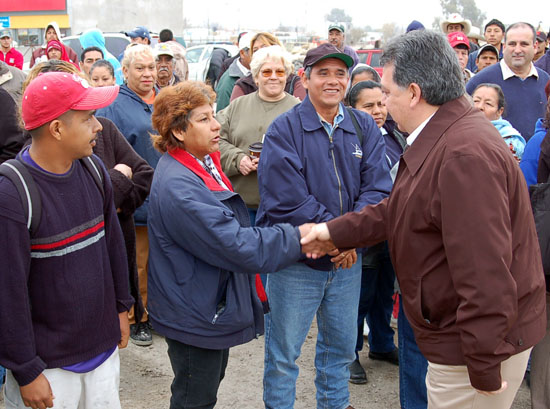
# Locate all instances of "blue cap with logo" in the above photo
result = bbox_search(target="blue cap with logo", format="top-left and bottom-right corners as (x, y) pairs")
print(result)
(125, 26), (151, 42)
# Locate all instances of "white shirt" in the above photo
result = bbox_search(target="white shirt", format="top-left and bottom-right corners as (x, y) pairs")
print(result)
(236, 59), (250, 77)
(500, 59), (539, 80)
(406, 113), (436, 146)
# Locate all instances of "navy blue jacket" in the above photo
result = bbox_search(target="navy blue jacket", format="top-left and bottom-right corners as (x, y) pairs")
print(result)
(520, 118), (548, 186)
(97, 84), (161, 224)
(256, 96), (392, 270)
(147, 150), (301, 349)
(535, 48), (550, 75)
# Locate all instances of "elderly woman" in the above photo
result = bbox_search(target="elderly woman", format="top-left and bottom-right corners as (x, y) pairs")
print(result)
(147, 81), (302, 409)
(472, 83), (526, 160)
(218, 45), (300, 225)
(230, 32), (306, 101)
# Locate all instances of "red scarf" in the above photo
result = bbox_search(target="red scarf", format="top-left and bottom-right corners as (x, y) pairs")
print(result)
(168, 148), (233, 192)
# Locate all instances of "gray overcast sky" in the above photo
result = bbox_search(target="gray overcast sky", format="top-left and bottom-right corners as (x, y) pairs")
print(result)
(184, 0), (550, 36)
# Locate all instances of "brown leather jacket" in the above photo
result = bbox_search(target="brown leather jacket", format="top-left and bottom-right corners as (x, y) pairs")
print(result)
(328, 96), (546, 392)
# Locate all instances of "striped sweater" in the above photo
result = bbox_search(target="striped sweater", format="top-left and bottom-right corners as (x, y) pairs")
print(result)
(0, 154), (134, 386)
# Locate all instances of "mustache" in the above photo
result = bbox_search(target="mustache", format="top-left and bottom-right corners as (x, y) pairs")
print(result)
(159, 67), (170, 73)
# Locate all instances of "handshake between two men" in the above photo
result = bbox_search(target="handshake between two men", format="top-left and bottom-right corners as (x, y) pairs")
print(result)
(298, 223), (355, 269)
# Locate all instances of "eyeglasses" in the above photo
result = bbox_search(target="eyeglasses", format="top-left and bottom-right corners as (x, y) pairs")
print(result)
(260, 68), (286, 78)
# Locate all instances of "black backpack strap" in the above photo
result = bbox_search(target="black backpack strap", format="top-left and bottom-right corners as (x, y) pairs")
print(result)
(0, 159), (41, 234)
(80, 156), (104, 198)
(287, 74), (298, 96)
(346, 107), (363, 145)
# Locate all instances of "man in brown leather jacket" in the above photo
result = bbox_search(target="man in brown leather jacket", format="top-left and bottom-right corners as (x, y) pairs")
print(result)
(301, 30), (546, 409)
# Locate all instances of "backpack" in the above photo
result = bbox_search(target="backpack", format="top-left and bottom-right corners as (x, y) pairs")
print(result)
(0, 156), (104, 235)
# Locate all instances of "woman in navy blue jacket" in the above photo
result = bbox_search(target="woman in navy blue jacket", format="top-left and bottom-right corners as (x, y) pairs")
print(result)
(147, 81), (304, 409)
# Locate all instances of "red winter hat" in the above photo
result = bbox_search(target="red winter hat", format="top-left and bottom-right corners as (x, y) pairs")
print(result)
(447, 31), (470, 50)
(22, 72), (119, 130)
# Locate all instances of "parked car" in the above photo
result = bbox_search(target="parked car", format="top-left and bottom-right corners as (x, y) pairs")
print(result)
(186, 43), (238, 82)
(356, 49), (383, 77)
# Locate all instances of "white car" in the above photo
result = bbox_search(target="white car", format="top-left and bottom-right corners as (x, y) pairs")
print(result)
(186, 43), (238, 82)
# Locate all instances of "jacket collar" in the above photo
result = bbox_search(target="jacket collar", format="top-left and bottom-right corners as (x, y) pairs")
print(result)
(168, 148), (234, 192)
(298, 95), (356, 134)
(120, 84), (158, 108)
(403, 96), (472, 176)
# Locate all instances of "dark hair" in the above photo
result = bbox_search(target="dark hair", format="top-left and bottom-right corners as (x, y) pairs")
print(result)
(473, 83), (507, 115)
(159, 29), (174, 42)
(380, 30), (464, 105)
(151, 82), (216, 153)
(80, 46), (104, 62)
(89, 59), (115, 78)
(484, 19), (505, 33)
(350, 64), (381, 84)
(348, 80), (381, 108)
(505, 22), (536, 44)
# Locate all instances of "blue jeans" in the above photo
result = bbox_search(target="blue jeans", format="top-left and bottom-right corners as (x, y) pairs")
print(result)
(0, 364), (5, 387)
(263, 260), (361, 409)
(398, 300), (428, 409)
(356, 243), (396, 357)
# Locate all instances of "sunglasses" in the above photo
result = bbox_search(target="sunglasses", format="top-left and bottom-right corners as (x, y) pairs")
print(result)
(260, 68), (286, 78)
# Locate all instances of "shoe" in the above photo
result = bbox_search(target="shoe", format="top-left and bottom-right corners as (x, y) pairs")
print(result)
(349, 359), (367, 384)
(368, 348), (399, 366)
(130, 321), (153, 346)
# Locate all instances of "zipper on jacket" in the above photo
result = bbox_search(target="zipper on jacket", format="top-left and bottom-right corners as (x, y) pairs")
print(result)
(212, 300), (226, 324)
(328, 127), (344, 215)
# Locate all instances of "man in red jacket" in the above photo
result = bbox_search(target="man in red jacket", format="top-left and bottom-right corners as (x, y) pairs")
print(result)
(301, 30), (546, 409)
(0, 29), (23, 70)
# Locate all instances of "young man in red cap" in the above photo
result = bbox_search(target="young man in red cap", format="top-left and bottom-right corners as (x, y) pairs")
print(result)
(0, 72), (133, 409)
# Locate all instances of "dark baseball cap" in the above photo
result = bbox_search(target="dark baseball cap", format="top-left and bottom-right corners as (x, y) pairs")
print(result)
(328, 23), (345, 33)
(537, 31), (547, 43)
(477, 43), (499, 58)
(303, 43), (354, 69)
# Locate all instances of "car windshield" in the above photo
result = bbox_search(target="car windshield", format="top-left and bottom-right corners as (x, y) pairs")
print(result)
(370, 53), (381, 67)
(186, 47), (204, 63)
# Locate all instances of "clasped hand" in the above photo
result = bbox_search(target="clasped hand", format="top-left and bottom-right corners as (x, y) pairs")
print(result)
(298, 223), (357, 269)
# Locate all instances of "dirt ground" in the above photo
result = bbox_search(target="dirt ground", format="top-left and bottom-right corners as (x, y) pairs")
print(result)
(0, 323), (532, 408)
(116, 323), (531, 409)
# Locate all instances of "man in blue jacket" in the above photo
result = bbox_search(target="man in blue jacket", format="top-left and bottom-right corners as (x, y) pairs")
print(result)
(257, 43), (392, 409)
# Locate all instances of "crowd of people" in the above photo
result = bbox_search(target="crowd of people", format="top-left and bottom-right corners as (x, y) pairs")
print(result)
(0, 14), (549, 409)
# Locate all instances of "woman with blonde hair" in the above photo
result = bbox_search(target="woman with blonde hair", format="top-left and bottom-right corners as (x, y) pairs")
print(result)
(219, 45), (299, 225)
(230, 32), (306, 101)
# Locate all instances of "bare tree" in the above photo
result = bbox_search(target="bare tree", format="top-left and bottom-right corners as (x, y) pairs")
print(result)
(439, 0), (486, 28)
(325, 8), (352, 24)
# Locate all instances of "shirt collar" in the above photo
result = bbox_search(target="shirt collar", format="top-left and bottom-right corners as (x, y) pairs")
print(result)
(236, 59), (250, 77)
(406, 113), (436, 146)
(318, 103), (345, 135)
(500, 59), (538, 80)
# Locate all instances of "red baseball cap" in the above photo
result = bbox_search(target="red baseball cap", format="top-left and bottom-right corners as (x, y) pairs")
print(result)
(22, 72), (119, 130)
(447, 31), (470, 50)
